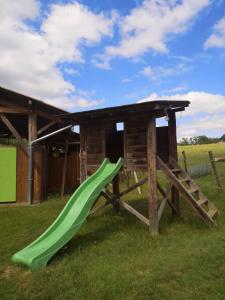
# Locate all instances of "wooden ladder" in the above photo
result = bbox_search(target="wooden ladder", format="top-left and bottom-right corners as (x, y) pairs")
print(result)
(157, 156), (218, 226)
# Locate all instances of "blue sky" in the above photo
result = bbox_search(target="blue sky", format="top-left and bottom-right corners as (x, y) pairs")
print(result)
(0, 0), (225, 139)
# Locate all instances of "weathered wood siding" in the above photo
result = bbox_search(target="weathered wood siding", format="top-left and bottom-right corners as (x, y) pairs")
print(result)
(48, 153), (80, 192)
(16, 145), (43, 203)
(124, 121), (169, 171)
(86, 124), (105, 174)
(124, 119), (148, 171)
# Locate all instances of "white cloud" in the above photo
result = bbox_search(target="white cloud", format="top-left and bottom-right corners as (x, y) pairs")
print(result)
(64, 68), (80, 76)
(138, 91), (225, 116)
(142, 62), (191, 81)
(46, 96), (103, 110)
(96, 0), (210, 67)
(138, 91), (225, 139)
(121, 78), (131, 83)
(178, 115), (225, 139)
(0, 0), (115, 110)
(161, 85), (188, 94)
(204, 16), (225, 49)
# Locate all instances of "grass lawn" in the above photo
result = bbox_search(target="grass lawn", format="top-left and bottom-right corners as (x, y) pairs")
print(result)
(1, 143), (225, 300)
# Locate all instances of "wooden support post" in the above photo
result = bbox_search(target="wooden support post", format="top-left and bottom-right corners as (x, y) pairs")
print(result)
(28, 103), (37, 142)
(147, 117), (158, 235)
(208, 151), (222, 190)
(112, 174), (120, 212)
(182, 150), (188, 173)
(80, 125), (87, 183)
(61, 140), (69, 199)
(168, 111), (180, 217)
(0, 113), (28, 154)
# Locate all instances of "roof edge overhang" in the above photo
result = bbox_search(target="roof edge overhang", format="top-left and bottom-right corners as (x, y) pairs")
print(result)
(58, 100), (190, 124)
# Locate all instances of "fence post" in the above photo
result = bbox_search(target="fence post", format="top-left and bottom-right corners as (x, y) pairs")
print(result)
(181, 150), (188, 173)
(208, 151), (222, 190)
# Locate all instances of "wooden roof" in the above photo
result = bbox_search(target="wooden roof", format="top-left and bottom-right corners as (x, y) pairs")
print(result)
(59, 100), (190, 124)
(0, 86), (67, 115)
(0, 86), (68, 138)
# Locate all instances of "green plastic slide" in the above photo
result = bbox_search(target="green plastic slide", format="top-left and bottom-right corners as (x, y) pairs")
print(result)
(12, 158), (123, 270)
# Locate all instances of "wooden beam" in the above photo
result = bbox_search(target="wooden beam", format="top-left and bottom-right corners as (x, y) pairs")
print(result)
(89, 191), (113, 215)
(214, 156), (225, 162)
(0, 113), (28, 154)
(157, 184), (172, 222)
(28, 103), (37, 142)
(90, 178), (148, 215)
(133, 171), (142, 194)
(61, 140), (69, 199)
(37, 121), (56, 136)
(168, 111), (180, 217)
(112, 174), (120, 212)
(80, 124), (87, 183)
(0, 106), (30, 114)
(100, 189), (149, 226)
(0, 96), (28, 109)
(147, 117), (158, 235)
(157, 181), (177, 214)
(118, 199), (149, 226)
(38, 110), (60, 122)
(105, 177), (147, 201)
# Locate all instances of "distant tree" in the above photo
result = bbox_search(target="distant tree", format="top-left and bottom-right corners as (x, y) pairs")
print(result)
(197, 135), (210, 144)
(220, 134), (225, 142)
(190, 136), (198, 145)
(179, 138), (190, 145)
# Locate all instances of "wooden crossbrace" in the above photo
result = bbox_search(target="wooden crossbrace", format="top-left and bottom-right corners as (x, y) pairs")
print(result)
(157, 184), (172, 222)
(90, 177), (149, 226)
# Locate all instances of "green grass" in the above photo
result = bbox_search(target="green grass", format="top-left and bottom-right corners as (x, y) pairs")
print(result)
(1, 143), (225, 299)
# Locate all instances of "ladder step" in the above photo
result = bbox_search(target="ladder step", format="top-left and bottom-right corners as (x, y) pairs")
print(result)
(207, 209), (218, 219)
(157, 156), (218, 226)
(188, 187), (199, 194)
(179, 177), (190, 183)
(197, 198), (208, 206)
(171, 168), (182, 173)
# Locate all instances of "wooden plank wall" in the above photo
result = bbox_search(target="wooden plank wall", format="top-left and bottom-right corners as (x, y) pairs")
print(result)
(48, 153), (80, 192)
(16, 145), (43, 203)
(124, 119), (148, 171)
(86, 124), (106, 174)
(124, 121), (169, 171)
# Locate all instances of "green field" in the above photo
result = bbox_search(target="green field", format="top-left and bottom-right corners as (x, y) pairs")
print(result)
(1, 143), (225, 300)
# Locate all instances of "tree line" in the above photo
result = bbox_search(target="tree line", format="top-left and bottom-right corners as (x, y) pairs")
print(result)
(179, 134), (225, 145)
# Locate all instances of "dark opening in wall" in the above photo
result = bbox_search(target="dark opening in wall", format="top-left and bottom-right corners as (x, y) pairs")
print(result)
(106, 123), (124, 163)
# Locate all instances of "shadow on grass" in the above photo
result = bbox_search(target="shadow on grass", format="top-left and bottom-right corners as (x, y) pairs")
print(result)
(48, 209), (133, 266)
(48, 196), (211, 267)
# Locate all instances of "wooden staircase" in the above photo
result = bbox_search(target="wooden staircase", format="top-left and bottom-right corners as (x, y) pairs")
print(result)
(157, 156), (218, 226)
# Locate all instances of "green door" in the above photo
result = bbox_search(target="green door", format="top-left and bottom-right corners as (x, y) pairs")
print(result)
(0, 147), (17, 202)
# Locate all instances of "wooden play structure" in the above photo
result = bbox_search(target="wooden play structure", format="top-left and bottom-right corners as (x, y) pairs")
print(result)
(0, 86), (218, 235)
(60, 101), (218, 234)
(0, 87), (80, 203)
